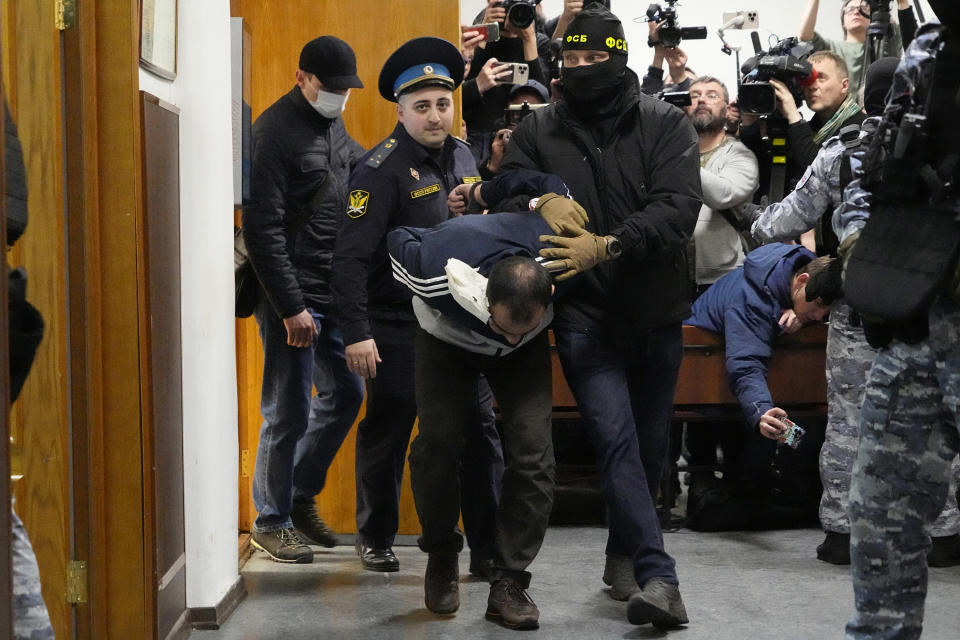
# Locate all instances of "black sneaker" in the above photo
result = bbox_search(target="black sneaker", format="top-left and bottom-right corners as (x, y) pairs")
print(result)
(424, 552), (460, 614)
(816, 531), (851, 565)
(486, 578), (540, 630)
(928, 534), (960, 567)
(602, 554), (640, 601)
(251, 527), (312, 564)
(627, 579), (688, 628)
(290, 500), (337, 548)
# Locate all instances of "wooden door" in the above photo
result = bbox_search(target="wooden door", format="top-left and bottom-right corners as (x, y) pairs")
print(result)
(140, 92), (187, 640)
(231, 0), (462, 535)
(2, 1), (73, 637)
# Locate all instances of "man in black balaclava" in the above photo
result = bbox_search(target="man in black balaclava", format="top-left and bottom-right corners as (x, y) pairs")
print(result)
(837, 1), (960, 636)
(495, 1), (702, 630)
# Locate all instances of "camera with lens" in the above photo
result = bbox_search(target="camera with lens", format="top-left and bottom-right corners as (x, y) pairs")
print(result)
(739, 37), (817, 115)
(503, 102), (549, 129)
(646, 1), (707, 49)
(497, 0), (539, 30)
(657, 90), (692, 108)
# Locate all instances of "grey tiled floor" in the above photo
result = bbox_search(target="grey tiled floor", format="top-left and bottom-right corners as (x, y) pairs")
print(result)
(192, 526), (960, 639)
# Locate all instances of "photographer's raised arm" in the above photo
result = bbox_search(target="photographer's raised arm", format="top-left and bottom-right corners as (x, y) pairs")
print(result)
(641, 20), (667, 95)
(799, 0), (820, 43)
(551, 0), (583, 40)
(898, 0), (917, 48)
(665, 46), (691, 89)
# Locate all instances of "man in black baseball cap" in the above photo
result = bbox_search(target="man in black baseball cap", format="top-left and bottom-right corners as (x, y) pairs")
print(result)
(332, 38), (508, 629)
(242, 35), (367, 565)
(298, 35), (364, 90)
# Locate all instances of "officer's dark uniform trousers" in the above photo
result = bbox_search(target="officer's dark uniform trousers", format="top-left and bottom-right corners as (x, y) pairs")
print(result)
(333, 124), (502, 554)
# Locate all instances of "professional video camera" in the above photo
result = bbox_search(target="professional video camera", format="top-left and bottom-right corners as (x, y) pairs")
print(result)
(497, 0), (539, 30)
(739, 37), (817, 115)
(646, 1), (708, 49)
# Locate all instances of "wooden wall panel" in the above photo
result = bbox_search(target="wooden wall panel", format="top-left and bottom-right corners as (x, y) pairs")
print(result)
(3, 1), (72, 637)
(232, 0), (461, 535)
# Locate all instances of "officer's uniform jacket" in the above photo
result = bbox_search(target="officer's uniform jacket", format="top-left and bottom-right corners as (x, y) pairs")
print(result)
(331, 123), (481, 345)
(752, 118), (879, 245)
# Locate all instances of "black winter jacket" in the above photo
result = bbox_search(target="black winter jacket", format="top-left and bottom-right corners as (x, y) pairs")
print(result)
(501, 71), (702, 341)
(242, 86), (366, 318)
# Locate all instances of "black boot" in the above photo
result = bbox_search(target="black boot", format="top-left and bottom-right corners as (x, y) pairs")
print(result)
(627, 579), (689, 628)
(928, 534), (960, 567)
(816, 531), (850, 565)
(486, 578), (540, 629)
(290, 499), (337, 548)
(424, 552), (459, 614)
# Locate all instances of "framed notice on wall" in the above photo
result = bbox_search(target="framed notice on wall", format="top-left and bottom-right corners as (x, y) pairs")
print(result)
(140, 0), (178, 80)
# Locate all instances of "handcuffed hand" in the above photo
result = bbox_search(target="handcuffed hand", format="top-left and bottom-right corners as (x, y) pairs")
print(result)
(535, 193), (589, 234)
(538, 225), (608, 281)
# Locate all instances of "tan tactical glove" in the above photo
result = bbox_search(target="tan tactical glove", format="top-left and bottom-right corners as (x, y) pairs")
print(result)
(538, 225), (608, 282)
(535, 193), (589, 234)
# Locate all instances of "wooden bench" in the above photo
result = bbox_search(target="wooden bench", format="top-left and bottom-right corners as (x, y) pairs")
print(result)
(547, 324), (828, 526)
(550, 324), (828, 420)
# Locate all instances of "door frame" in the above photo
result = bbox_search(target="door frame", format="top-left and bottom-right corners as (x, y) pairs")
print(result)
(1, 71), (12, 640)
(62, 2), (152, 637)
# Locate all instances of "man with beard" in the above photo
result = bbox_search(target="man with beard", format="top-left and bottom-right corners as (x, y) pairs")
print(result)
(684, 76), (758, 292)
(677, 76), (759, 516)
(499, 2), (702, 630)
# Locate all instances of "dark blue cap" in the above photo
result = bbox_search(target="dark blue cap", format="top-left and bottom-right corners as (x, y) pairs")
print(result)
(378, 37), (464, 102)
(509, 79), (550, 103)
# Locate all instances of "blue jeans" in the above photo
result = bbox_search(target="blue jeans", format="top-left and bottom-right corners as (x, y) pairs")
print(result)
(252, 298), (364, 532)
(555, 325), (682, 586)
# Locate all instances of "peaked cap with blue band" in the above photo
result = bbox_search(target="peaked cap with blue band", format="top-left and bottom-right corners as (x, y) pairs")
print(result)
(378, 37), (464, 102)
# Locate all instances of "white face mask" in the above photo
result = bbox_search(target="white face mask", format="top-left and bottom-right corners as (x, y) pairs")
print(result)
(309, 88), (349, 118)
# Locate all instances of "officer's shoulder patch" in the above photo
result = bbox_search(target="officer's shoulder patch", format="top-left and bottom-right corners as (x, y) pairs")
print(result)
(794, 164), (814, 191)
(347, 190), (370, 218)
(366, 137), (399, 169)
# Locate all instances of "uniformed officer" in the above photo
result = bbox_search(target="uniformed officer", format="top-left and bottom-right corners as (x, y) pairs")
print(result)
(331, 37), (501, 574)
(839, 7), (960, 635)
(750, 57), (960, 568)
